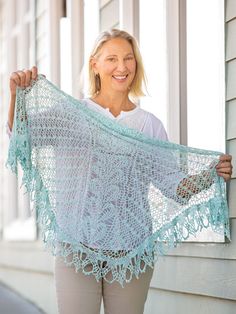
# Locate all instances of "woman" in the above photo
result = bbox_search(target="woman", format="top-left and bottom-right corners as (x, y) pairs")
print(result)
(8, 29), (232, 314)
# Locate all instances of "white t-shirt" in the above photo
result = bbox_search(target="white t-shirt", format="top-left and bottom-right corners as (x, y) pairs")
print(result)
(82, 98), (168, 141)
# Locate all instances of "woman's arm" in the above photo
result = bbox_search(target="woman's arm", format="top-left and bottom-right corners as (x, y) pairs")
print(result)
(176, 170), (213, 201)
(7, 66), (39, 134)
(8, 94), (16, 131)
(7, 67), (62, 148)
(176, 154), (233, 201)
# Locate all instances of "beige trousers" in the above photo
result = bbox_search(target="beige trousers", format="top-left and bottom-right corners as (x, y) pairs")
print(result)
(54, 256), (154, 314)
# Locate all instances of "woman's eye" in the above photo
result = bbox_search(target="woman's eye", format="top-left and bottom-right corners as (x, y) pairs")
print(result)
(107, 58), (116, 62)
(125, 56), (134, 61)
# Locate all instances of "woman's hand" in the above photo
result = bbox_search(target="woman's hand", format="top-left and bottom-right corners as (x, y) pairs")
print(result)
(9, 66), (39, 96)
(216, 154), (233, 182)
(8, 66), (42, 130)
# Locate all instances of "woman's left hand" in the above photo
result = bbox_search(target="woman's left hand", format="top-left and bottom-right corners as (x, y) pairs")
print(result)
(215, 154), (233, 182)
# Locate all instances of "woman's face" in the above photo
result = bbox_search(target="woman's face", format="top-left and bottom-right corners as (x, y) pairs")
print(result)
(92, 37), (137, 94)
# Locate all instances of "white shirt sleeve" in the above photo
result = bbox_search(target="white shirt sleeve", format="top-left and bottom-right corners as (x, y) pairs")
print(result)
(142, 112), (168, 141)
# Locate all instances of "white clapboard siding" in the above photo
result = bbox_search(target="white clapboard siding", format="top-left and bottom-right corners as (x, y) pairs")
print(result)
(225, 0), (236, 233)
(227, 99), (236, 139)
(150, 255), (236, 300)
(226, 59), (236, 101)
(226, 19), (236, 61)
(228, 139), (236, 178)
(226, 0), (236, 21)
(226, 0), (236, 221)
(228, 179), (236, 218)
(145, 289), (236, 314)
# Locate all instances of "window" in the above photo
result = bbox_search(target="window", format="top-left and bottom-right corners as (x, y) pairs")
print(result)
(140, 0), (226, 242)
(139, 0), (168, 129)
(187, 0), (225, 152)
(186, 0), (226, 241)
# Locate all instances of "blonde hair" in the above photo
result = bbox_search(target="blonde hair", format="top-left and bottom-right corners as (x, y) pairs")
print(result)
(88, 29), (147, 99)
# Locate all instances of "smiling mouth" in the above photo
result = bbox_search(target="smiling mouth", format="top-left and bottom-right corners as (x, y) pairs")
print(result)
(112, 75), (129, 81)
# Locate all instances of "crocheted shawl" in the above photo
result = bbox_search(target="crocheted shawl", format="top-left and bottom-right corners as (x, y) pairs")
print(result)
(6, 75), (230, 286)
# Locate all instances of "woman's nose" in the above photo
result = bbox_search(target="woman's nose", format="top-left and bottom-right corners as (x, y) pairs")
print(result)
(116, 60), (127, 71)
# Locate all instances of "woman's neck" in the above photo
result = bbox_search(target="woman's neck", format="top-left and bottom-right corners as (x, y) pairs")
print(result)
(91, 91), (135, 117)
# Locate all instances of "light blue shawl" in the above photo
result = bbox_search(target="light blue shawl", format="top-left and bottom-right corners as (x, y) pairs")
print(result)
(6, 75), (230, 286)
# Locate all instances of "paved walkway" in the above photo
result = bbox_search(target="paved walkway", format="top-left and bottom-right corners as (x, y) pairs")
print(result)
(0, 282), (45, 314)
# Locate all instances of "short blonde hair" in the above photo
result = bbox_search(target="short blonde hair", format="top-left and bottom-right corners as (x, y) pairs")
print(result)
(88, 29), (147, 99)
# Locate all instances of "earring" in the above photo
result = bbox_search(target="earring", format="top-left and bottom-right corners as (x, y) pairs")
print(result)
(95, 73), (101, 92)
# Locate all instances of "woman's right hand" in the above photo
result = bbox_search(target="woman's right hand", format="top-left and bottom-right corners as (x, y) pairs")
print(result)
(8, 66), (42, 131)
(9, 66), (39, 96)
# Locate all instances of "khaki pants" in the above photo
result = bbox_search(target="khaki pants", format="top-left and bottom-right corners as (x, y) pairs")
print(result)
(54, 255), (154, 314)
